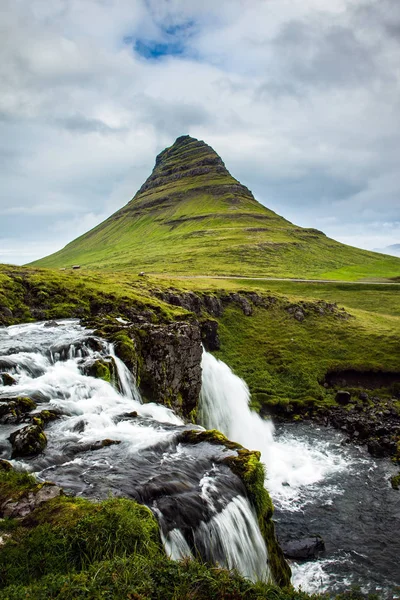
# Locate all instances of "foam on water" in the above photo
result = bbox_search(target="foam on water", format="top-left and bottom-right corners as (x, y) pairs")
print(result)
(199, 351), (349, 511)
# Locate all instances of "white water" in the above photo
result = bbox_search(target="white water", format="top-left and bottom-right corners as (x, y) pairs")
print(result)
(199, 351), (350, 512)
(0, 320), (270, 584)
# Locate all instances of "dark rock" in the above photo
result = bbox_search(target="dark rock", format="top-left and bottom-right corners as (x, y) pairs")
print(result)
(9, 423), (47, 458)
(359, 392), (369, 401)
(135, 322), (202, 419)
(200, 319), (220, 351)
(203, 295), (223, 317)
(0, 396), (37, 424)
(43, 320), (60, 328)
(1, 373), (17, 386)
(1, 483), (63, 518)
(294, 309), (305, 322)
(336, 391), (351, 405)
(281, 536), (325, 560)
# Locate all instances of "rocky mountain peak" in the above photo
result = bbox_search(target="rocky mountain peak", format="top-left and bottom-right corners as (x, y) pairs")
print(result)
(138, 135), (232, 195)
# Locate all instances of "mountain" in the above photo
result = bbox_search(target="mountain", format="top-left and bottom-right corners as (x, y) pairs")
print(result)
(32, 135), (400, 280)
(373, 244), (400, 258)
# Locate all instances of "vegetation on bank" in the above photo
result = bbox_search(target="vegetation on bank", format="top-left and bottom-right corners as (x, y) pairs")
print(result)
(1, 265), (399, 418)
(0, 467), (301, 599)
(0, 468), (383, 599)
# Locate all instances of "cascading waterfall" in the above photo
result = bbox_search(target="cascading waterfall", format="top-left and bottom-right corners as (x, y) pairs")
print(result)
(199, 350), (349, 510)
(0, 320), (269, 584)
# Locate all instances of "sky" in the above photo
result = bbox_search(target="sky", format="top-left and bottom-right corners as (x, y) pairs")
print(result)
(1, 0), (399, 264)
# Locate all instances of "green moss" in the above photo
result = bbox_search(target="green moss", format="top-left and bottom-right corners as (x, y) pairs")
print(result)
(390, 472), (400, 490)
(110, 331), (139, 375)
(178, 428), (243, 451)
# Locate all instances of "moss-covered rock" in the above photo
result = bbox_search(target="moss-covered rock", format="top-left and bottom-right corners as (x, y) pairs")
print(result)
(1, 373), (17, 386)
(177, 428), (291, 587)
(9, 423), (47, 458)
(390, 472), (400, 490)
(0, 396), (37, 424)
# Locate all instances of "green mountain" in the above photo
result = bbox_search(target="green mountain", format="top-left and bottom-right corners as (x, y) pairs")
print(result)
(32, 135), (400, 280)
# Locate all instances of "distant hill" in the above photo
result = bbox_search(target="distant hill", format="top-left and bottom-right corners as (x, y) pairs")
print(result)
(373, 244), (400, 258)
(31, 135), (400, 280)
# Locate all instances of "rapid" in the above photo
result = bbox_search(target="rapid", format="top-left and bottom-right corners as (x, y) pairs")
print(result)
(0, 320), (399, 595)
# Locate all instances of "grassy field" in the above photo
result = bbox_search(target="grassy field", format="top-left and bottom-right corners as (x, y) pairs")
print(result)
(1, 265), (399, 416)
(31, 136), (400, 281)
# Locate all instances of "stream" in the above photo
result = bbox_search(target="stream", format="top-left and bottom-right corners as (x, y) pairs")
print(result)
(0, 320), (399, 596)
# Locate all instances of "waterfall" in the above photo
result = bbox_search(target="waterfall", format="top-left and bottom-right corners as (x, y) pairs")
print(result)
(199, 351), (349, 511)
(0, 320), (270, 584)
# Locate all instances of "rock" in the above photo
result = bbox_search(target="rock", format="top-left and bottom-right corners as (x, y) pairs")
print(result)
(390, 472), (400, 490)
(135, 322), (202, 420)
(281, 536), (325, 560)
(0, 306), (13, 318)
(43, 320), (60, 328)
(294, 309), (305, 322)
(1, 373), (17, 386)
(335, 391), (351, 405)
(9, 423), (47, 458)
(203, 295), (223, 317)
(200, 319), (220, 351)
(0, 396), (37, 424)
(359, 392), (369, 402)
(1, 483), (63, 518)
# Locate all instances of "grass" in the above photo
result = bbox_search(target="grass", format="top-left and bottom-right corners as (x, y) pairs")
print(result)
(29, 136), (400, 281)
(1, 265), (399, 416)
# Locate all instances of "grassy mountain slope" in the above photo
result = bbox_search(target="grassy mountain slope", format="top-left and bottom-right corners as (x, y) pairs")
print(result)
(31, 135), (400, 281)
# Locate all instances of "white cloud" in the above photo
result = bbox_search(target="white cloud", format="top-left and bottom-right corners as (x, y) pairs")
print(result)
(0, 0), (399, 263)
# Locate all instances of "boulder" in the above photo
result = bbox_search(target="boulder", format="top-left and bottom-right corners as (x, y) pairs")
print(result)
(9, 423), (47, 458)
(1, 373), (17, 386)
(1, 483), (63, 518)
(281, 536), (325, 560)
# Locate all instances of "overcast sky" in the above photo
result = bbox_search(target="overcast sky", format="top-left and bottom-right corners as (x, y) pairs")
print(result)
(1, 0), (399, 264)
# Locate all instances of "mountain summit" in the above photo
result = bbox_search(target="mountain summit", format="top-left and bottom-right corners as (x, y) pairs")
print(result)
(32, 135), (399, 280)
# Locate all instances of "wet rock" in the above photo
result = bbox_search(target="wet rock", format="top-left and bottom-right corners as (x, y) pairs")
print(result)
(43, 320), (60, 328)
(200, 319), (220, 351)
(1, 373), (17, 386)
(281, 536), (325, 560)
(390, 472), (400, 490)
(135, 322), (202, 420)
(1, 483), (63, 518)
(359, 392), (369, 402)
(336, 391), (351, 405)
(0, 396), (37, 424)
(70, 439), (121, 454)
(9, 423), (47, 458)
(81, 356), (118, 386)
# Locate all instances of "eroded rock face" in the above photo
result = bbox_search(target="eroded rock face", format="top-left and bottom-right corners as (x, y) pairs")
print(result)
(137, 322), (202, 419)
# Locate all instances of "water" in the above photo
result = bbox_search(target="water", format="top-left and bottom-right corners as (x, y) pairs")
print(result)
(1, 321), (399, 595)
(199, 352), (400, 597)
(0, 320), (269, 583)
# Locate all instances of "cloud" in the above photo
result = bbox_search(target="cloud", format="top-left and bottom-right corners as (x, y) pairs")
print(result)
(0, 0), (399, 264)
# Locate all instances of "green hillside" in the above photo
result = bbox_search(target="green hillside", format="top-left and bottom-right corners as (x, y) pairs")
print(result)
(31, 135), (400, 280)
